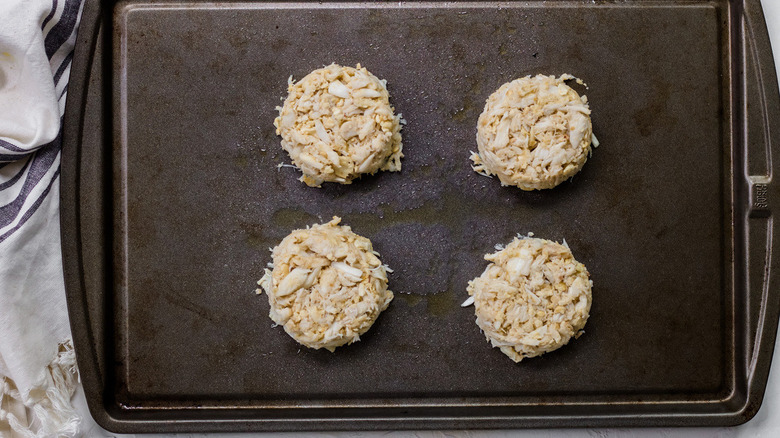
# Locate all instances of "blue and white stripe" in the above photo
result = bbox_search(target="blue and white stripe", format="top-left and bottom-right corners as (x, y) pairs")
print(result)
(0, 0), (83, 243)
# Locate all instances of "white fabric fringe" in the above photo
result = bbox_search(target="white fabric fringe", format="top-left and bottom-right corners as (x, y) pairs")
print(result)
(0, 340), (80, 438)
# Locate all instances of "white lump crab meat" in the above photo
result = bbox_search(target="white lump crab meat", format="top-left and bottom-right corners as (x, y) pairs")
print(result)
(274, 63), (404, 187)
(465, 235), (592, 362)
(257, 217), (393, 352)
(471, 74), (597, 190)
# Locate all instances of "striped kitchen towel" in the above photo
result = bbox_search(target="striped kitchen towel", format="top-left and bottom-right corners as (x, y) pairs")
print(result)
(0, 0), (84, 437)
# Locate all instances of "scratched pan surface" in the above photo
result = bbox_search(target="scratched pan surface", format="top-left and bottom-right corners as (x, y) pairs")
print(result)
(61, 0), (780, 432)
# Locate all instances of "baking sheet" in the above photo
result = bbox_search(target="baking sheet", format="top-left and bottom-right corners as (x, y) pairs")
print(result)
(61, 0), (780, 432)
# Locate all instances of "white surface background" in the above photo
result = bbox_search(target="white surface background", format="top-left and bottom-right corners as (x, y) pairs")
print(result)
(70, 0), (780, 436)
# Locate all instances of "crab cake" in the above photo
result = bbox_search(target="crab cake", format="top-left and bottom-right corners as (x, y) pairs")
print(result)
(471, 74), (597, 190)
(274, 63), (404, 187)
(257, 217), (393, 351)
(464, 235), (592, 362)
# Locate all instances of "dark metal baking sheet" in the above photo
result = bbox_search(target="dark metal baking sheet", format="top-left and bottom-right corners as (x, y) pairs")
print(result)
(61, 0), (780, 432)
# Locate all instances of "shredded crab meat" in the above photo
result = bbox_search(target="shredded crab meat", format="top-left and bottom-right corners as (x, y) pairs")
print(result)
(466, 236), (592, 362)
(471, 74), (595, 191)
(257, 217), (393, 352)
(274, 63), (404, 187)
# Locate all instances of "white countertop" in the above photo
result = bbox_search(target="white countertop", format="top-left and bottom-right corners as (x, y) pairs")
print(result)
(72, 1), (780, 436)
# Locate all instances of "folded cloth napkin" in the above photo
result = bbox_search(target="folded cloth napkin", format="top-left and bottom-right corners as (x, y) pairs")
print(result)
(0, 0), (84, 437)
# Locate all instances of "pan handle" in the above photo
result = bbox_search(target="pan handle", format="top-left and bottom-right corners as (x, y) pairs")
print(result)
(742, 0), (780, 412)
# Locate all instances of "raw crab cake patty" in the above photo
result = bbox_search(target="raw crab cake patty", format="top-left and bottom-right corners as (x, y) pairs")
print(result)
(471, 74), (596, 190)
(257, 217), (393, 351)
(274, 63), (403, 187)
(465, 236), (592, 362)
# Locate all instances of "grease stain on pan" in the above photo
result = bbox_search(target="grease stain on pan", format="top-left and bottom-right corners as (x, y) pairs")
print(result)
(234, 156), (249, 169)
(397, 293), (423, 307)
(271, 208), (318, 230)
(239, 221), (267, 249)
(426, 289), (457, 317)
